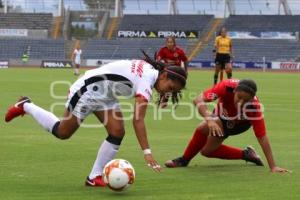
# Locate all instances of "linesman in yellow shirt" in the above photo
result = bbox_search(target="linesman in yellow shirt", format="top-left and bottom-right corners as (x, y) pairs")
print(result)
(213, 27), (233, 85)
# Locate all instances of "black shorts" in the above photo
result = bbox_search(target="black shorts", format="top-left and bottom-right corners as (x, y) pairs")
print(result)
(215, 53), (230, 69)
(220, 118), (252, 138)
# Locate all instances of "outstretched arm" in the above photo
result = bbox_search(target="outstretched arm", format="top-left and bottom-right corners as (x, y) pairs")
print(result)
(257, 135), (289, 173)
(133, 96), (161, 172)
(230, 39), (233, 55)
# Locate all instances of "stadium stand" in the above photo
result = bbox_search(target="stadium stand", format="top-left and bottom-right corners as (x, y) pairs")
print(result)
(82, 38), (188, 59)
(0, 13), (60, 60)
(225, 15), (300, 32)
(1, 12), (299, 63)
(0, 13), (53, 30)
(193, 15), (300, 62)
(198, 39), (300, 62)
(119, 14), (214, 32)
(0, 38), (65, 59)
(82, 15), (214, 60)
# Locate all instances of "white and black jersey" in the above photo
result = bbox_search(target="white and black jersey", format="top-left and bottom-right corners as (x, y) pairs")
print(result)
(66, 60), (159, 119)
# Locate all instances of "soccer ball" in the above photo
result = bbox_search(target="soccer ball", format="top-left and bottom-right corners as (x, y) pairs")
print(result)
(103, 159), (135, 191)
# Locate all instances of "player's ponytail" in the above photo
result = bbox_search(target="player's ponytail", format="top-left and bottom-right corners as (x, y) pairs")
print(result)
(141, 50), (187, 106)
(160, 66), (187, 106)
(141, 49), (165, 71)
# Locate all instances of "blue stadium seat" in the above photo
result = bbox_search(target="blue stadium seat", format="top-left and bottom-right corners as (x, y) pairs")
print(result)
(0, 13), (53, 30)
(225, 15), (300, 32)
(0, 38), (65, 59)
(198, 39), (300, 62)
(119, 14), (214, 32)
(82, 38), (189, 59)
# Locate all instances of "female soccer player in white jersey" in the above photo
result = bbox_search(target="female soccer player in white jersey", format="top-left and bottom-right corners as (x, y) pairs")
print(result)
(5, 56), (187, 187)
(73, 47), (82, 75)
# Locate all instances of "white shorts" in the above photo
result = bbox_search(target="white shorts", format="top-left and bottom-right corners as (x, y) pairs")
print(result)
(65, 76), (121, 120)
(75, 58), (81, 65)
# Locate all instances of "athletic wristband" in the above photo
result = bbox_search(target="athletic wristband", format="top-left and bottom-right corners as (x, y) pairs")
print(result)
(143, 149), (152, 155)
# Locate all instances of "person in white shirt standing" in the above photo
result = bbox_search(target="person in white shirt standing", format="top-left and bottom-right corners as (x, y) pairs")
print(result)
(73, 47), (82, 76)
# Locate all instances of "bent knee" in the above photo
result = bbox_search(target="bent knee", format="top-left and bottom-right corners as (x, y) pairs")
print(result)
(200, 150), (211, 157)
(110, 128), (125, 137)
(57, 133), (72, 140)
(55, 129), (74, 140)
(226, 66), (232, 71)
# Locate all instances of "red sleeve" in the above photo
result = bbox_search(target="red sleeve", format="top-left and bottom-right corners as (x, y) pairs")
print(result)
(251, 118), (266, 138)
(178, 48), (188, 62)
(156, 48), (165, 61)
(202, 81), (227, 102)
(135, 94), (149, 102)
(246, 97), (267, 138)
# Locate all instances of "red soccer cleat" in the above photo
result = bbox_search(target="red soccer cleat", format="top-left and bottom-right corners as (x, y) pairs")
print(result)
(85, 176), (107, 187)
(5, 96), (31, 122)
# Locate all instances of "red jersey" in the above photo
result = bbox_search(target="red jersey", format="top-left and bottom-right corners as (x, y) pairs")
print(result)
(203, 79), (266, 138)
(157, 46), (188, 66)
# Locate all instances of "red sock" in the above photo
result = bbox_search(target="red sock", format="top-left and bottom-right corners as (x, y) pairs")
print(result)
(207, 145), (243, 160)
(183, 128), (207, 161)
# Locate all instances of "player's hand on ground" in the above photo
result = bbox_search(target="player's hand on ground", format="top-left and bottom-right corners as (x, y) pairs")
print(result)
(144, 154), (161, 172)
(271, 166), (290, 173)
(207, 120), (223, 137)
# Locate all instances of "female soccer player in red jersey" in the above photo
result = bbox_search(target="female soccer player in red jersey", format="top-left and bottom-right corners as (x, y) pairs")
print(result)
(5, 56), (187, 186)
(165, 79), (288, 173)
(156, 37), (188, 108)
(157, 37), (188, 72)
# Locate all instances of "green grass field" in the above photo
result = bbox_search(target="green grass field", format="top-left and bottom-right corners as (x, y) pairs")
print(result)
(0, 68), (299, 200)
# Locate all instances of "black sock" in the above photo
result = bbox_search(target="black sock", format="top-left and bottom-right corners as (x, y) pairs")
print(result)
(214, 74), (218, 85)
(227, 72), (232, 79)
(106, 134), (123, 145)
(51, 121), (61, 138)
(179, 156), (190, 166)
